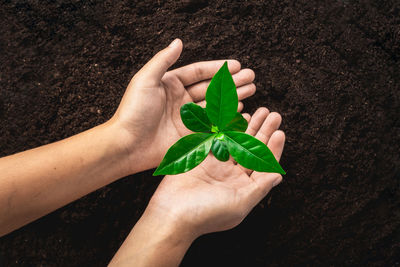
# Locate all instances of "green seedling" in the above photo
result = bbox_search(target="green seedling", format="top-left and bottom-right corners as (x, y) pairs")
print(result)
(153, 62), (286, 176)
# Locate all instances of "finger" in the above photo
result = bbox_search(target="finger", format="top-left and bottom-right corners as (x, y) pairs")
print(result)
(136, 39), (183, 84)
(239, 131), (285, 209)
(188, 69), (255, 102)
(237, 83), (257, 101)
(253, 112), (282, 145)
(265, 130), (285, 162)
(245, 107), (269, 136)
(170, 60), (241, 87)
(242, 113), (251, 122)
(238, 102), (244, 112)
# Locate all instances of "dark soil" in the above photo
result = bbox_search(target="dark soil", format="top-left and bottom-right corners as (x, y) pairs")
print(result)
(1, 0), (399, 266)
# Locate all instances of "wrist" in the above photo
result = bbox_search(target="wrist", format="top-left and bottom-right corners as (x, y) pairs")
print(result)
(103, 117), (161, 175)
(91, 121), (132, 178)
(140, 207), (198, 246)
(110, 208), (196, 266)
(101, 118), (150, 176)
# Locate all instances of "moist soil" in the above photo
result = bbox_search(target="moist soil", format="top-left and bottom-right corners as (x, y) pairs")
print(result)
(0, 0), (399, 266)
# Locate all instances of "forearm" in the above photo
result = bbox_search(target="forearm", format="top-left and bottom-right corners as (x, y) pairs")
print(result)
(0, 121), (142, 236)
(109, 208), (195, 267)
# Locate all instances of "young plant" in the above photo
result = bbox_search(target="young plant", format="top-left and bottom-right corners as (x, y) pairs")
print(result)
(153, 62), (286, 176)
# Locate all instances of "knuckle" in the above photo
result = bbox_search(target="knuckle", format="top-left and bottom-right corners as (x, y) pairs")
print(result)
(164, 57), (175, 69)
(257, 131), (268, 141)
(193, 64), (205, 80)
(161, 72), (175, 83)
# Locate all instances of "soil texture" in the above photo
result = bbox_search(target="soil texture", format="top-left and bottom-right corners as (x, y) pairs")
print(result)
(0, 0), (399, 266)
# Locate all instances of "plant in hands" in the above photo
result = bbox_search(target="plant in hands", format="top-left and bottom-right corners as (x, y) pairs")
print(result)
(153, 62), (285, 176)
(110, 42), (286, 266)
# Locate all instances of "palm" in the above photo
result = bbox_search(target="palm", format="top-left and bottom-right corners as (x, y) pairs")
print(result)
(117, 57), (256, 170)
(150, 75), (194, 154)
(184, 156), (253, 219)
(151, 127), (283, 236)
(149, 106), (286, 236)
(120, 74), (205, 168)
(149, 156), (249, 233)
(115, 40), (256, 171)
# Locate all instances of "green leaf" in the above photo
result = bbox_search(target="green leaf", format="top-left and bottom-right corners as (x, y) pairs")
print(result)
(153, 133), (215, 176)
(211, 134), (229, 161)
(205, 61), (238, 129)
(224, 131), (286, 174)
(222, 112), (248, 132)
(180, 103), (212, 132)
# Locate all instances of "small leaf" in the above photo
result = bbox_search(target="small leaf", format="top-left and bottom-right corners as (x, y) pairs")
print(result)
(211, 134), (230, 161)
(211, 125), (219, 133)
(180, 102), (212, 132)
(222, 112), (248, 132)
(224, 131), (286, 174)
(205, 61), (238, 129)
(153, 133), (215, 175)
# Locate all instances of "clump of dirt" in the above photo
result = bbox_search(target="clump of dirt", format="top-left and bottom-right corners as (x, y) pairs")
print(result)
(0, 0), (399, 266)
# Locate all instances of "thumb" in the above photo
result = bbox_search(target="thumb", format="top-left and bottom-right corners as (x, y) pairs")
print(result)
(137, 38), (183, 82)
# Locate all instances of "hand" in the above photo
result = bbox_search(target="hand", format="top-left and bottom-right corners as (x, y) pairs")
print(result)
(109, 39), (256, 173)
(109, 108), (285, 266)
(145, 108), (285, 238)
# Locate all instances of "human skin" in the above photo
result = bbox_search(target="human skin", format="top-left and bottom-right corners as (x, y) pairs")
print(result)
(0, 39), (285, 266)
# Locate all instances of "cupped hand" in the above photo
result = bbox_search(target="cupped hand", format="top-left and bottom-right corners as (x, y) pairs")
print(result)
(110, 39), (256, 173)
(145, 108), (285, 238)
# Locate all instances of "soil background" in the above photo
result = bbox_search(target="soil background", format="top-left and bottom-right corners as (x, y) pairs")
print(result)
(0, 0), (399, 266)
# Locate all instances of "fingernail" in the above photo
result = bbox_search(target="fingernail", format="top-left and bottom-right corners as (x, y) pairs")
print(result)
(272, 176), (282, 187)
(169, 38), (179, 48)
